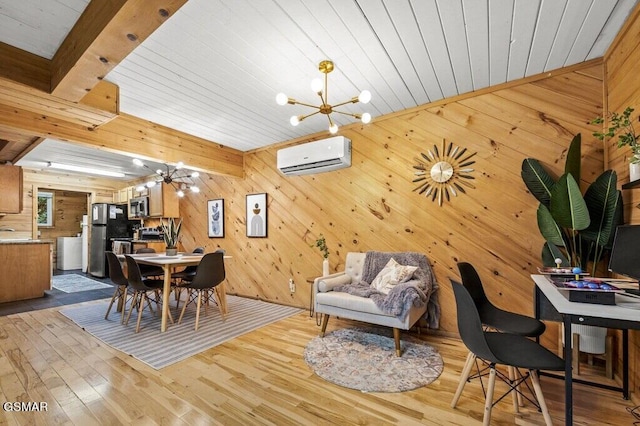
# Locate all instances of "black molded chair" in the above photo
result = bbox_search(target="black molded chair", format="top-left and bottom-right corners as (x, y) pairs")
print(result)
(124, 255), (173, 332)
(453, 262), (546, 412)
(105, 251), (131, 324)
(177, 252), (226, 330)
(171, 246), (205, 282)
(135, 247), (164, 279)
(450, 279), (563, 426)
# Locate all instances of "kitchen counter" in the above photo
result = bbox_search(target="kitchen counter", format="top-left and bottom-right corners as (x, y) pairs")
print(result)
(0, 240), (52, 302)
(0, 239), (53, 245)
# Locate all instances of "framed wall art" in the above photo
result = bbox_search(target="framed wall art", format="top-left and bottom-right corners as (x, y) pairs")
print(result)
(208, 199), (224, 238)
(246, 193), (267, 237)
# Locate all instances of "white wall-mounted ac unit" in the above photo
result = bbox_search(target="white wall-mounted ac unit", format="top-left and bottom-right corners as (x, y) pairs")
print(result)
(276, 136), (351, 176)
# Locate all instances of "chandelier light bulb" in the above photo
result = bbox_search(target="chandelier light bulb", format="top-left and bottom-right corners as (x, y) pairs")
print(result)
(156, 169), (162, 175)
(146, 180), (157, 188)
(132, 158), (144, 166)
(177, 190), (185, 197)
(358, 90), (372, 104)
(276, 93), (288, 105)
(311, 78), (323, 93)
(135, 185), (146, 192)
(191, 186), (200, 193)
(176, 162), (184, 169)
(290, 115), (300, 126)
(329, 123), (339, 134)
(361, 112), (371, 124)
(191, 171), (199, 178)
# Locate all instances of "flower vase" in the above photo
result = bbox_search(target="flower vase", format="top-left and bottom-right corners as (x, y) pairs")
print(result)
(630, 162), (640, 182)
(322, 258), (330, 276)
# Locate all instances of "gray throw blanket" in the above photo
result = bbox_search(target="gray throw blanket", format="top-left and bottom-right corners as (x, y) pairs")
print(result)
(334, 251), (440, 328)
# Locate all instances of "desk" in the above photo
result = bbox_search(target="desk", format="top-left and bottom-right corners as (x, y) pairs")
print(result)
(124, 253), (230, 332)
(532, 274), (640, 425)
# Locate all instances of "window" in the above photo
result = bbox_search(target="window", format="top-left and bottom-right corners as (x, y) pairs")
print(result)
(37, 191), (54, 227)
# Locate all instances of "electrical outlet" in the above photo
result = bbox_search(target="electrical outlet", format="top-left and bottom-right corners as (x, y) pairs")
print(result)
(289, 278), (295, 293)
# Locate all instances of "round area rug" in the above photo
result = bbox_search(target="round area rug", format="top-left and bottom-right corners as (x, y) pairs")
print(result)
(303, 327), (444, 392)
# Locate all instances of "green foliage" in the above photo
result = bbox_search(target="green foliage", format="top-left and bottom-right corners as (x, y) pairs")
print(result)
(161, 218), (182, 249)
(312, 234), (329, 259)
(521, 134), (623, 274)
(592, 107), (640, 163)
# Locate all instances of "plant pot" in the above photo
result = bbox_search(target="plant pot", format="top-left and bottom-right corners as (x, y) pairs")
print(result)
(322, 258), (330, 276)
(165, 248), (178, 256)
(630, 162), (640, 182)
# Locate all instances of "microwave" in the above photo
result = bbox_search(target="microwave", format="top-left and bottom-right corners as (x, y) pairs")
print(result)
(129, 196), (149, 218)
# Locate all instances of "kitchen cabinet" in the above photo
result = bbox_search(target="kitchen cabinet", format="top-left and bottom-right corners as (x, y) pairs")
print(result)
(113, 186), (133, 204)
(148, 184), (179, 218)
(0, 240), (51, 302)
(0, 165), (23, 213)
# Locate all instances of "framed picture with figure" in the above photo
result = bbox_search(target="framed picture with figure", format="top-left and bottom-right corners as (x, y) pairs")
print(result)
(246, 193), (267, 237)
(208, 199), (224, 238)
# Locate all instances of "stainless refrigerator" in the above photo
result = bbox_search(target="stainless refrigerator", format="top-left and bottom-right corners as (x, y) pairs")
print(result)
(89, 203), (137, 277)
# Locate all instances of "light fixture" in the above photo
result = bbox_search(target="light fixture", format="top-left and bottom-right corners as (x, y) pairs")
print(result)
(276, 60), (371, 134)
(133, 159), (200, 197)
(46, 161), (125, 178)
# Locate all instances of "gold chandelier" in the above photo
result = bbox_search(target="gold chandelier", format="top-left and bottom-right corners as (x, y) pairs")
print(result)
(276, 60), (371, 134)
(133, 159), (200, 197)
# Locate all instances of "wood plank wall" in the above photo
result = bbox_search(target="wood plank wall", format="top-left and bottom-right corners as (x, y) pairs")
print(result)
(178, 62), (604, 349)
(604, 2), (640, 403)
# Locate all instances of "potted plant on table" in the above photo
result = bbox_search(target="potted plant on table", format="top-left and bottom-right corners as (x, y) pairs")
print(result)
(312, 234), (330, 276)
(591, 106), (640, 181)
(161, 217), (182, 256)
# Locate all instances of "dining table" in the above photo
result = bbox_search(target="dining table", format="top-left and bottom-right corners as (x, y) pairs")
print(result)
(122, 252), (230, 332)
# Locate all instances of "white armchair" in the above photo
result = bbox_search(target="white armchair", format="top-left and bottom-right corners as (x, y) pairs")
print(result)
(313, 251), (439, 356)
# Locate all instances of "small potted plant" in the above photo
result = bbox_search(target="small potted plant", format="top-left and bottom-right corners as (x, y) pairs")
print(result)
(312, 234), (330, 276)
(161, 217), (182, 256)
(591, 106), (640, 181)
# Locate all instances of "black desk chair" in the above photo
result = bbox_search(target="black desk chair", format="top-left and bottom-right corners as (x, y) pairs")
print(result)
(453, 262), (546, 412)
(124, 255), (173, 333)
(105, 251), (131, 324)
(177, 252), (226, 330)
(450, 279), (564, 426)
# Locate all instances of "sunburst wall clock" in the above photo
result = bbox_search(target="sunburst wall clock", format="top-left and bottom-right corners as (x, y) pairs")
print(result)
(412, 139), (477, 206)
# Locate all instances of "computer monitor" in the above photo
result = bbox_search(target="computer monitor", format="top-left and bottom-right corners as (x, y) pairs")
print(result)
(608, 224), (640, 280)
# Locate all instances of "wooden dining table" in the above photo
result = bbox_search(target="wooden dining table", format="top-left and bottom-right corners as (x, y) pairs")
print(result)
(122, 252), (230, 332)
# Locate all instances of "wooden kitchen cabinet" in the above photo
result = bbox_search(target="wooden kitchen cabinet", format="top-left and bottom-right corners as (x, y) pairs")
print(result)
(0, 165), (23, 213)
(113, 186), (133, 204)
(0, 241), (51, 302)
(148, 184), (179, 217)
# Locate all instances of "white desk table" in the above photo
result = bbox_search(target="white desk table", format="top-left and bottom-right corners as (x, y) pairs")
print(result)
(532, 274), (640, 425)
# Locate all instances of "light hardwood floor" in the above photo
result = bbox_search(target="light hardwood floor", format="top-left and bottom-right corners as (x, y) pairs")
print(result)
(0, 300), (635, 425)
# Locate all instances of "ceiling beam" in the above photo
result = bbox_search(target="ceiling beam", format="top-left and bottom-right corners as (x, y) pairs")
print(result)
(0, 102), (244, 178)
(51, 0), (188, 101)
(0, 42), (50, 92)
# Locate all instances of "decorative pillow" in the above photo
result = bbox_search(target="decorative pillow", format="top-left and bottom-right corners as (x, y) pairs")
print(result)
(370, 258), (418, 294)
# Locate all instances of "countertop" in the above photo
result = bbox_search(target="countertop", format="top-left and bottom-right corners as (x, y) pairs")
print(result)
(0, 239), (53, 245)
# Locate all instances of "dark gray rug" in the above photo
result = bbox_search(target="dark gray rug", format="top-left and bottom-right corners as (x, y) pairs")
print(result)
(304, 327), (443, 392)
(52, 274), (112, 293)
(60, 295), (302, 369)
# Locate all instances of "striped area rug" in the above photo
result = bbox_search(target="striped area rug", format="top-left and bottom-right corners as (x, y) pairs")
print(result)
(60, 295), (302, 369)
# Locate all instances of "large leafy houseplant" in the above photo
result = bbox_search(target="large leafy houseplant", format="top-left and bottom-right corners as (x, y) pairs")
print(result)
(521, 134), (623, 274)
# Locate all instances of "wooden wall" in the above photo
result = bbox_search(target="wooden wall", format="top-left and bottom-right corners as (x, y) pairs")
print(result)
(604, 3), (640, 402)
(178, 61), (604, 345)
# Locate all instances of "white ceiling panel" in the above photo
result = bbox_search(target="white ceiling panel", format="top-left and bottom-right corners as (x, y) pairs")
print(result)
(0, 0), (638, 177)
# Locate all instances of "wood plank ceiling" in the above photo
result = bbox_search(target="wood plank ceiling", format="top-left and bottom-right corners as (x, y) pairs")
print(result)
(0, 0), (638, 178)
